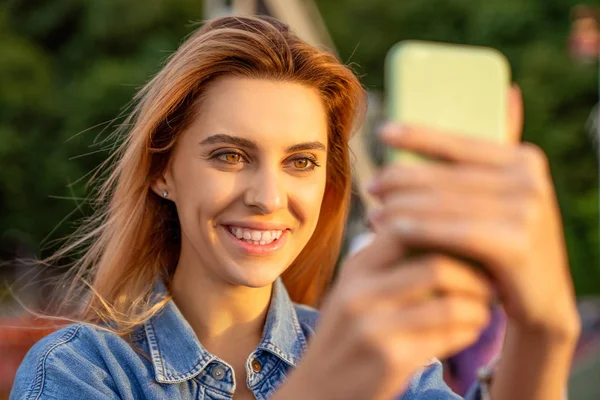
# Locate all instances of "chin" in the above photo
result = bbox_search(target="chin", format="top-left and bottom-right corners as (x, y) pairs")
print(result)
(225, 260), (288, 289)
(231, 273), (280, 289)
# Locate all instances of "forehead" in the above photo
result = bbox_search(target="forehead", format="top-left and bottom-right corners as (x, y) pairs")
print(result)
(189, 77), (328, 147)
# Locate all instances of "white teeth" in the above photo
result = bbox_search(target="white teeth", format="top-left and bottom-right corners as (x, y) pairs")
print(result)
(229, 226), (284, 245)
(262, 231), (272, 242)
(251, 231), (262, 241)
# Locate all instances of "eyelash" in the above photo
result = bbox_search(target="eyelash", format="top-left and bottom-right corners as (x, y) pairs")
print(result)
(211, 150), (321, 171)
(214, 150), (248, 164)
(290, 155), (321, 171)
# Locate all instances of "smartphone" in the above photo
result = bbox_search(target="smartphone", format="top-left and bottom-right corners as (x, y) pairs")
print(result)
(385, 40), (511, 164)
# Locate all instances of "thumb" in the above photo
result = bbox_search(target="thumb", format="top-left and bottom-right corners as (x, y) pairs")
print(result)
(343, 228), (405, 275)
(507, 84), (524, 144)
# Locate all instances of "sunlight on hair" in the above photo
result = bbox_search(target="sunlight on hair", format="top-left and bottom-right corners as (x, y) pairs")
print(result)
(6, 15), (366, 341)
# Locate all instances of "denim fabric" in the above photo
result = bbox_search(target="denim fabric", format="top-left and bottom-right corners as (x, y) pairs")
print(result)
(11, 278), (480, 399)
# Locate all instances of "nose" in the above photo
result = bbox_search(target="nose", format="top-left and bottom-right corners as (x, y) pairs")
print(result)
(244, 167), (287, 214)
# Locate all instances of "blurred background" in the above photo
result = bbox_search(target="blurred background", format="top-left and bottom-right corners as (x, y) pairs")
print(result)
(1, 0), (600, 398)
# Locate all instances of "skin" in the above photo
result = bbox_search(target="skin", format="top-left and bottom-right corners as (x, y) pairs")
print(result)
(155, 79), (579, 399)
(275, 87), (580, 400)
(152, 77), (329, 398)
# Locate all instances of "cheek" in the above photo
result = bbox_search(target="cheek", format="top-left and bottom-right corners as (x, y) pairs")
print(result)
(171, 162), (241, 225)
(291, 174), (327, 230)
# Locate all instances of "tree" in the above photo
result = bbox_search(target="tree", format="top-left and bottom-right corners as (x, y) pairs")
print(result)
(1, 0), (599, 295)
(0, 0), (202, 259)
(315, 0), (600, 295)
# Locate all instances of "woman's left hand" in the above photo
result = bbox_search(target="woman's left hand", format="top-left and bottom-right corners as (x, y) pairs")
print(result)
(368, 86), (580, 340)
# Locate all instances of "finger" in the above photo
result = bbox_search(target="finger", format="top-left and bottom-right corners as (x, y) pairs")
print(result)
(382, 217), (517, 275)
(380, 325), (486, 374)
(365, 295), (491, 342)
(362, 295), (491, 365)
(368, 163), (526, 197)
(373, 190), (522, 220)
(364, 254), (495, 309)
(397, 295), (491, 331)
(345, 232), (405, 274)
(403, 325), (488, 362)
(507, 84), (524, 144)
(379, 122), (518, 167)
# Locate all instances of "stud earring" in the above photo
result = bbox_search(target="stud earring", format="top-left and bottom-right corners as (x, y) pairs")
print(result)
(162, 190), (168, 198)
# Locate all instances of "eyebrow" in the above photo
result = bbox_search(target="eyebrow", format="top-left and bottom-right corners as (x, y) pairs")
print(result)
(199, 134), (326, 153)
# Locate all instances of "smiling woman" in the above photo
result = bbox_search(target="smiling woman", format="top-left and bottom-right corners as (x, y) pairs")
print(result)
(159, 77), (330, 289)
(10, 14), (579, 400)
(10, 15), (365, 400)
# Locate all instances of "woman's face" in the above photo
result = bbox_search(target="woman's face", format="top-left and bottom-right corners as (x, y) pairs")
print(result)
(158, 77), (328, 288)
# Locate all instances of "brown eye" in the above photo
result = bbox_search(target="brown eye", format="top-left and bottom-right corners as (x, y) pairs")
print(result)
(225, 153), (240, 163)
(293, 159), (309, 169)
(217, 152), (244, 163)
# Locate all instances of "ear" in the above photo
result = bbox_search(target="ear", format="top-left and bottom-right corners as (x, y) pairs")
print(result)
(507, 83), (524, 144)
(151, 175), (170, 199)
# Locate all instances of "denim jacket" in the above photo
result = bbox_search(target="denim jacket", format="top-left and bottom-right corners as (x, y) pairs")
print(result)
(11, 278), (485, 399)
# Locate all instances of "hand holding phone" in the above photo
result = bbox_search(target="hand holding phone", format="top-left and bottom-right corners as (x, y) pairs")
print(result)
(379, 40), (514, 269)
(369, 39), (578, 347)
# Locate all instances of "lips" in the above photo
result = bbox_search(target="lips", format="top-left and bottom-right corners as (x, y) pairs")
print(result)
(222, 225), (289, 256)
(228, 226), (283, 245)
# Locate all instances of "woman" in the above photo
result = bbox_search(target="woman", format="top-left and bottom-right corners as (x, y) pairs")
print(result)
(11, 15), (580, 400)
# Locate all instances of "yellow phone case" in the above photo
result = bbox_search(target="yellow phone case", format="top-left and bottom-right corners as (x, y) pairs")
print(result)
(385, 40), (511, 164)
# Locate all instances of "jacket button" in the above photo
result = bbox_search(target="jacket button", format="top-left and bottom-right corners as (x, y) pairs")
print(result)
(251, 359), (262, 373)
(211, 365), (226, 380)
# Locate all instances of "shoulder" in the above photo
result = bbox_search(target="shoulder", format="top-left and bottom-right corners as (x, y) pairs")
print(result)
(17, 322), (128, 362)
(11, 323), (125, 399)
(293, 303), (320, 337)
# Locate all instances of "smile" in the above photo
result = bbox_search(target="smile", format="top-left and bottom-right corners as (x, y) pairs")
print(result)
(228, 226), (283, 245)
(223, 225), (289, 256)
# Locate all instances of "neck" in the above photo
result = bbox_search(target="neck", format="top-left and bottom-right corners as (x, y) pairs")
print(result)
(169, 252), (273, 357)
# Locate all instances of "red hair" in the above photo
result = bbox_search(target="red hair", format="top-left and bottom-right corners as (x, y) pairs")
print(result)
(42, 15), (365, 335)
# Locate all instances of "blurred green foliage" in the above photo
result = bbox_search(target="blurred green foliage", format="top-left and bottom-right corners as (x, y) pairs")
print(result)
(317, 0), (600, 296)
(0, 0), (203, 255)
(1, 0), (599, 294)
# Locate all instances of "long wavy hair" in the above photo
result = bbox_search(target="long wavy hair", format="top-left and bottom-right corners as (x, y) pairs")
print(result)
(32, 15), (366, 337)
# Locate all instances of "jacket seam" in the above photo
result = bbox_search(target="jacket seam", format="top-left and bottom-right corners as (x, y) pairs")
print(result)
(156, 352), (215, 384)
(202, 384), (233, 398)
(26, 324), (83, 400)
(145, 318), (167, 380)
(289, 306), (308, 355)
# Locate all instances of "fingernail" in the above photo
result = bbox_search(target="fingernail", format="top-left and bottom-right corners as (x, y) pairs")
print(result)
(367, 208), (383, 223)
(379, 122), (405, 139)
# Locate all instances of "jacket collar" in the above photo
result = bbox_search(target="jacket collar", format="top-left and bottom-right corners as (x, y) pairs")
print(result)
(142, 277), (308, 384)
